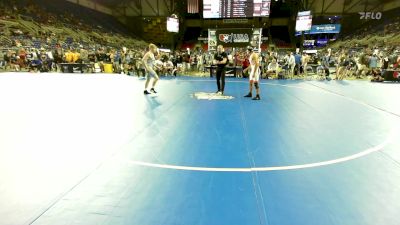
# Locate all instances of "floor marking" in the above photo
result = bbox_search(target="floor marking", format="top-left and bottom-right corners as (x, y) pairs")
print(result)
(121, 79), (397, 172)
(306, 82), (400, 119)
(123, 127), (394, 172)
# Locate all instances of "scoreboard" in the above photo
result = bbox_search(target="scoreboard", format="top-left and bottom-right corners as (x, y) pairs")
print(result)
(203, 0), (271, 18)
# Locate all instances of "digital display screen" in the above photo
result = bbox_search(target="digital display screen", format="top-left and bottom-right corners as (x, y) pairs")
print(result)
(167, 17), (179, 33)
(203, 0), (271, 18)
(296, 11), (312, 32)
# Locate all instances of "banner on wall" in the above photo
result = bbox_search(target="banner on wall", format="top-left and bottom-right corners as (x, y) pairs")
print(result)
(295, 24), (341, 36)
(316, 38), (328, 46)
(303, 40), (315, 47)
(208, 28), (262, 52)
(310, 24), (341, 34)
(208, 29), (217, 52)
(216, 29), (252, 47)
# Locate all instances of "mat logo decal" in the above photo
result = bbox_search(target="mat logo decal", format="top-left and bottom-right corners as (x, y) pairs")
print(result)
(191, 92), (234, 100)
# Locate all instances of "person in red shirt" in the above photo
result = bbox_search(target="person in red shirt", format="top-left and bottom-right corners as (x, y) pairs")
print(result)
(242, 48), (252, 78)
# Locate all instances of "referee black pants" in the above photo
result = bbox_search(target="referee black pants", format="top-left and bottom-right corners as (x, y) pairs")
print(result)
(216, 67), (226, 92)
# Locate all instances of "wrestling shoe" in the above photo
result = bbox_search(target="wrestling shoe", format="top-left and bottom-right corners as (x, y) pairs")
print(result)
(244, 93), (252, 97)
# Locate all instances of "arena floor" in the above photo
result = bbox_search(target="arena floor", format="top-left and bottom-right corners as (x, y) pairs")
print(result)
(1, 72), (400, 225)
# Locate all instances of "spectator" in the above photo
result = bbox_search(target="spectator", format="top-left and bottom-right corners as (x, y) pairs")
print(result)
(0, 51), (5, 69)
(164, 57), (174, 76)
(288, 52), (296, 79)
(242, 49), (251, 78)
(369, 53), (379, 69)
(294, 51), (302, 76)
(301, 52), (310, 77)
(72, 48), (80, 63)
(80, 47), (88, 63)
(266, 58), (279, 79)
(53, 46), (63, 71)
(322, 51), (332, 80)
(64, 48), (73, 63)
(39, 49), (52, 72)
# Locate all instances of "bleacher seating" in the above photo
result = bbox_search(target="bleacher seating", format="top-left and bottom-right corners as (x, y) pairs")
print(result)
(0, 0), (146, 50)
(331, 8), (400, 48)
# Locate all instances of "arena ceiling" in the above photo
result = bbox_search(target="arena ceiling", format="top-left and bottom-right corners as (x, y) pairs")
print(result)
(91, 0), (117, 5)
(71, 0), (399, 18)
(305, 0), (398, 16)
(93, 0), (176, 17)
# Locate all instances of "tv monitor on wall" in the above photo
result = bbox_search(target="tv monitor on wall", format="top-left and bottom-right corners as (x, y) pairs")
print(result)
(295, 11), (312, 32)
(167, 17), (179, 33)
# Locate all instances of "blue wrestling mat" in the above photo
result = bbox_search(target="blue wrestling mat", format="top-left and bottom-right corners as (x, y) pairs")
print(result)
(0, 73), (399, 225)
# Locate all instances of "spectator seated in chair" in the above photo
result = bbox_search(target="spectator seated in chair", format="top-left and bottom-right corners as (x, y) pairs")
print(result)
(164, 57), (174, 76)
(39, 48), (50, 72)
(265, 59), (279, 79)
(370, 68), (384, 82)
(316, 61), (326, 79)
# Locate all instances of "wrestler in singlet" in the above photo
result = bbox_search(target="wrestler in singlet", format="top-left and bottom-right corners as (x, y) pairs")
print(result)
(244, 46), (261, 100)
(142, 43), (160, 95)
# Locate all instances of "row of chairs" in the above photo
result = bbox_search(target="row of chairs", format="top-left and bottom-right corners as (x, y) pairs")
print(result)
(265, 64), (328, 80)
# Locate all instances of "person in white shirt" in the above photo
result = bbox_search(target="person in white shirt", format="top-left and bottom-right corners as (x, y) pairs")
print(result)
(301, 52), (310, 77)
(288, 52), (296, 79)
(154, 57), (164, 75)
(196, 54), (204, 72)
(164, 59), (174, 76)
(266, 58), (278, 78)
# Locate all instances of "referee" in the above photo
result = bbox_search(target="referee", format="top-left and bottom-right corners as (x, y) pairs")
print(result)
(213, 45), (228, 95)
